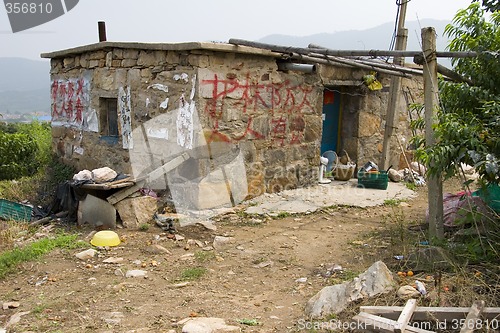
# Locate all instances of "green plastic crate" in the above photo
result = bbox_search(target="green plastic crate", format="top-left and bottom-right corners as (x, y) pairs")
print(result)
(357, 170), (389, 190)
(0, 199), (32, 222)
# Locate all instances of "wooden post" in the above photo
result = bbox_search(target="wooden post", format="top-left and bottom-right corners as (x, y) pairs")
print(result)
(422, 27), (444, 240)
(381, 0), (408, 169)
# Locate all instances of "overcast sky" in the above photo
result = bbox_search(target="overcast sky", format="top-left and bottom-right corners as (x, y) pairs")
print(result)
(0, 0), (475, 60)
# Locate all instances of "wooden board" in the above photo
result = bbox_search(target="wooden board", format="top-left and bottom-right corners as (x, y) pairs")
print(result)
(360, 306), (500, 321)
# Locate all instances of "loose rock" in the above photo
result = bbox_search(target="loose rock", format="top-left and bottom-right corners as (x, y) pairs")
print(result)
(179, 317), (240, 333)
(125, 270), (148, 278)
(75, 249), (97, 260)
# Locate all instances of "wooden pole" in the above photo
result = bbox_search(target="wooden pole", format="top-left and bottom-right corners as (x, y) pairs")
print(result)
(422, 27), (444, 240)
(381, 0), (408, 169)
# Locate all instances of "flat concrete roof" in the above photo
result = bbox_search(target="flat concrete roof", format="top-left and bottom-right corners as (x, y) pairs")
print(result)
(40, 41), (280, 59)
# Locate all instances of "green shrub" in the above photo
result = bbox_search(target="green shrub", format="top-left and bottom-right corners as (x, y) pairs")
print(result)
(0, 132), (39, 180)
(0, 121), (52, 180)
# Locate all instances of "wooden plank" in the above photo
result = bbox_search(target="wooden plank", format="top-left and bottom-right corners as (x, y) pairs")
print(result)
(145, 152), (189, 182)
(106, 182), (144, 205)
(353, 312), (435, 333)
(460, 301), (485, 333)
(360, 306), (500, 321)
(395, 299), (417, 333)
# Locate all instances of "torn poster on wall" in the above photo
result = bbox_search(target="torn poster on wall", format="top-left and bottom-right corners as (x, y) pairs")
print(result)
(176, 75), (197, 149)
(118, 86), (133, 149)
(51, 77), (90, 128)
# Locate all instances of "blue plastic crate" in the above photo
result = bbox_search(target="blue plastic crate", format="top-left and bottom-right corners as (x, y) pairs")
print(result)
(0, 199), (32, 222)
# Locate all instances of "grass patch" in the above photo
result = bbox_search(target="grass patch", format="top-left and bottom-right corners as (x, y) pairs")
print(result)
(180, 267), (207, 281)
(405, 182), (417, 191)
(194, 251), (215, 262)
(138, 223), (150, 231)
(0, 233), (86, 279)
(384, 198), (404, 206)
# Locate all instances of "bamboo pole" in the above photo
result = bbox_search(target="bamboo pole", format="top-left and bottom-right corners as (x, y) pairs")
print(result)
(228, 38), (479, 58)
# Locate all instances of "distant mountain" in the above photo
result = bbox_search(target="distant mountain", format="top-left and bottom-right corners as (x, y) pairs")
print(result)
(0, 88), (50, 114)
(0, 58), (50, 116)
(0, 58), (50, 92)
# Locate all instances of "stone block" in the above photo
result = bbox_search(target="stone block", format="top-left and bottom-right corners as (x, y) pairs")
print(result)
(121, 59), (137, 67)
(105, 52), (113, 67)
(89, 60), (99, 68)
(113, 48), (123, 59)
(138, 51), (156, 67)
(188, 54), (210, 68)
(303, 115), (322, 142)
(111, 60), (121, 68)
(115, 196), (158, 229)
(123, 49), (139, 60)
(165, 51), (179, 64)
(89, 51), (106, 60)
(63, 57), (74, 68)
(358, 112), (381, 137)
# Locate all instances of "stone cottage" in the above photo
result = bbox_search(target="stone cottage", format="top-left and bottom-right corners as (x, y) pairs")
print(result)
(41, 41), (423, 209)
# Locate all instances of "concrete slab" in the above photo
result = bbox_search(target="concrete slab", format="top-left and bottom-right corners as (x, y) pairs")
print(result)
(245, 179), (416, 215)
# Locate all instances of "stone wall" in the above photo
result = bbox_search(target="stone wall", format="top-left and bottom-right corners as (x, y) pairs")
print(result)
(48, 45), (423, 206)
(49, 47), (325, 204)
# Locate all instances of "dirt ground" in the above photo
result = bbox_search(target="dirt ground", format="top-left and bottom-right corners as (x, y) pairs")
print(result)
(0, 180), (478, 333)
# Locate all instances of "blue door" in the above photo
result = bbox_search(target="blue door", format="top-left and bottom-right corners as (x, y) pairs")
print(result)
(321, 90), (341, 154)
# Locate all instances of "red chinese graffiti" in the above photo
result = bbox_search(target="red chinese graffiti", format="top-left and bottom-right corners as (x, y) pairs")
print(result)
(51, 78), (88, 125)
(201, 73), (314, 145)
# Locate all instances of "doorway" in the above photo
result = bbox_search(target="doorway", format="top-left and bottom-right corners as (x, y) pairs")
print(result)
(321, 89), (342, 154)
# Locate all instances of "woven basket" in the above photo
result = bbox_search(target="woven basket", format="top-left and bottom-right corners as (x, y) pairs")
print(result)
(333, 150), (356, 181)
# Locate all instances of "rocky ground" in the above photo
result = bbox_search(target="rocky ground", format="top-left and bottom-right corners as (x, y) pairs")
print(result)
(1, 178), (494, 333)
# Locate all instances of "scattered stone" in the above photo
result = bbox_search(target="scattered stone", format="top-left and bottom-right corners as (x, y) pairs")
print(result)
(212, 236), (234, 249)
(253, 261), (274, 269)
(397, 285), (421, 299)
(179, 317), (240, 333)
(144, 244), (171, 255)
(103, 257), (124, 264)
(174, 234), (186, 241)
(180, 253), (195, 260)
(2, 301), (20, 310)
(196, 221), (217, 231)
(102, 311), (125, 325)
(270, 316), (280, 320)
(305, 261), (395, 318)
(125, 270), (148, 278)
(132, 260), (142, 265)
(168, 282), (190, 288)
(388, 169), (403, 182)
(202, 246), (214, 251)
(75, 249), (97, 260)
(295, 277), (308, 283)
(5, 311), (30, 328)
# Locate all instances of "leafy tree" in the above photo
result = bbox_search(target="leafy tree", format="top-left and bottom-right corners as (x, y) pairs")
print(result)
(413, 2), (499, 184)
(474, 0), (500, 13)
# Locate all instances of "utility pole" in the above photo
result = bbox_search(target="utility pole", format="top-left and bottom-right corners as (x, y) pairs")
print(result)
(381, 0), (408, 169)
(422, 27), (444, 240)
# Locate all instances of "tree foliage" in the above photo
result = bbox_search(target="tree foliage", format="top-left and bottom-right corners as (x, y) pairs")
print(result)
(413, 3), (500, 184)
